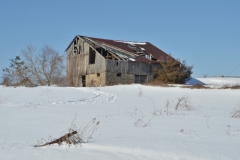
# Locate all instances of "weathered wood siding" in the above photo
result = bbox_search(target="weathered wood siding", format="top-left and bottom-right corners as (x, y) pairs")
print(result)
(66, 37), (106, 86)
(105, 72), (134, 85)
(106, 59), (160, 75)
(87, 49), (106, 75)
(105, 59), (161, 85)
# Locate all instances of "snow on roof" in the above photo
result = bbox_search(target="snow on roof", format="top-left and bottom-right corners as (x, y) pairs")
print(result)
(115, 40), (146, 45)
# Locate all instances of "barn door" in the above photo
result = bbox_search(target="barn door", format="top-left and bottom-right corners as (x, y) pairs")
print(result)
(135, 75), (147, 84)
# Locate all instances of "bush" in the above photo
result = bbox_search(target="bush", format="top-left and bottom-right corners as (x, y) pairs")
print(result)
(2, 56), (33, 87)
(154, 58), (193, 84)
(1, 75), (12, 86)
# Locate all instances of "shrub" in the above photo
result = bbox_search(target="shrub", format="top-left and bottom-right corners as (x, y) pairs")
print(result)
(154, 58), (193, 84)
(2, 56), (33, 87)
(1, 76), (12, 86)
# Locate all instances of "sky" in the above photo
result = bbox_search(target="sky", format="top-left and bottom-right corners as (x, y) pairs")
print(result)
(0, 0), (240, 78)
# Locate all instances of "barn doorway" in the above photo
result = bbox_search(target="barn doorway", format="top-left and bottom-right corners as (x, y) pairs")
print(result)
(82, 76), (86, 87)
(135, 75), (147, 84)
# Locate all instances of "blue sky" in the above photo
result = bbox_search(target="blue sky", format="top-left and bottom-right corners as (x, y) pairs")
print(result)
(1, 0), (240, 78)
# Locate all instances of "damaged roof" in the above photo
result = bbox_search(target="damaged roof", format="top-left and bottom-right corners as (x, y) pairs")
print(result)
(86, 36), (176, 63)
(66, 35), (177, 63)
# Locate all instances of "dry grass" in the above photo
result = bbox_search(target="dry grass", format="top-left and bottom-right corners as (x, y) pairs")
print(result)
(174, 96), (193, 111)
(231, 106), (240, 118)
(220, 84), (240, 89)
(144, 81), (174, 87)
(2, 129), (10, 149)
(34, 115), (100, 147)
(182, 84), (210, 89)
(231, 110), (240, 118)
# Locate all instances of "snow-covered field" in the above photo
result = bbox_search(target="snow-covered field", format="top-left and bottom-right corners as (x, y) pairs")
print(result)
(1, 78), (240, 160)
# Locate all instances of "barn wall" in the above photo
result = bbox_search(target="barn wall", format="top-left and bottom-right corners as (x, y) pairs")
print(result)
(87, 49), (106, 75)
(66, 36), (106, 87)
(86, 72), (106, 87)
(105, 72), (134, 85)
(105, 59), (160, 85)
(106, 59), (161, 74)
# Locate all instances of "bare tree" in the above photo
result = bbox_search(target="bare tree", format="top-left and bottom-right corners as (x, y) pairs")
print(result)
(22, 45), (45, 85)
(38, 45), (64, 86)
(22, 45), (65, 86)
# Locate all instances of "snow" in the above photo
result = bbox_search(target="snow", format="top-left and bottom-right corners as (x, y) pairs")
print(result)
(115, 40), (146, 45)
(1, 78), (240, 160)
(129, 58), (136, 61)
(187, 77), (240, 88)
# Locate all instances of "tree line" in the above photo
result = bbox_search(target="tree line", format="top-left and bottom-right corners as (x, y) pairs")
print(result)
(2, 45), (65, 87)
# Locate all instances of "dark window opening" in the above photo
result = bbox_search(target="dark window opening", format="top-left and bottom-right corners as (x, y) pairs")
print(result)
(151, 57), (157, 61)
(116, 61), (119, 66)
(117, 73), (121, 77)
(78, 46), (81, 54)
(89, 47), (96, 64)
(73, 46), (81, 55)
(73, 47), (77, 55)
(96, 48), (101, 54)
(97, 73), (100, 77)
(82, 76), (86, 87)
(96, 48), (108, 58)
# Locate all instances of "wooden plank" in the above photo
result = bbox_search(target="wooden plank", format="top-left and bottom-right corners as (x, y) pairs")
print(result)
(109, 52), (121, 60)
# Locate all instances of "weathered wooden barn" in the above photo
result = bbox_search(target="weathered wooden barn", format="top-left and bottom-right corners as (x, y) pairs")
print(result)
(65, 35), (176, 87)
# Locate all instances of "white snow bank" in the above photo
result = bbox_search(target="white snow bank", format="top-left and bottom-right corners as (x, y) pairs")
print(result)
(187, 77), (240, 86)
(186, 78), (205, 85)
(198, 77), (240, 85)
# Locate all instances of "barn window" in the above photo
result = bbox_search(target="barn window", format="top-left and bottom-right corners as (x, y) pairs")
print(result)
(78, 46), (81, 54)
(116, 61), (119, 66)
(89, 47), (96, 64)
(73, 46), (81, 55)
(117, 73), (121, 77)
(73, 47), (77, 55)
(97, 73), (100, 77)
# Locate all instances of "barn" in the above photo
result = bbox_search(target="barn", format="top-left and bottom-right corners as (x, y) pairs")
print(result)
(65, 35), (176, 87)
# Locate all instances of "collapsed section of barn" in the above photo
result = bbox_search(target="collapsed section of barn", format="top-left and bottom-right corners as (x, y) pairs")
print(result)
(65, 35), (175, 87)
